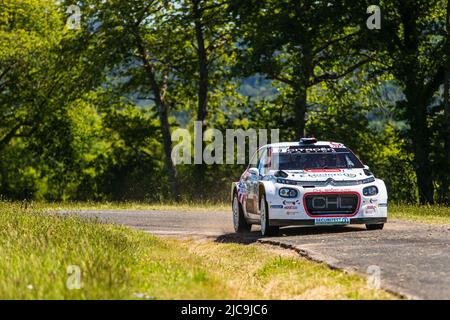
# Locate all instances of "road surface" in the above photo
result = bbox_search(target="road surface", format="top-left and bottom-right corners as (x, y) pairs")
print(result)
(60, 209), (450, 300)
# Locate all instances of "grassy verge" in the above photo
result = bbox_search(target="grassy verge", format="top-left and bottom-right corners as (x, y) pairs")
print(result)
(35, 201), (450, 226)
(32, 201), (229, 213)
(0, 202), (394, 299)
(390, 204), (450, 226)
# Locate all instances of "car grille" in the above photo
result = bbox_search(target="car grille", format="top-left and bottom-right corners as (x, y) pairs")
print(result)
(276, 176), (375, 187)
(304, 193), (359, 216)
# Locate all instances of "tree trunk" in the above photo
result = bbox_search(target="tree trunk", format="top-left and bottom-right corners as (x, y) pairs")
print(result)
(439, 0), (450, 204)
(414, 149), (435, 204)
(293, 86), (307, 139)
(192, 0), (209, 200)
(398, 4), (434, 204)
(440, 65), (449, 204)
(293, 47), (312, 139)
(193, 1), (209, 127)
(135, 37), (180, 201)
(406, 88), (434, 204)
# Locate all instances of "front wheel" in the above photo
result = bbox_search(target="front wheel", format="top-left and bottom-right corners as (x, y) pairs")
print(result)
(233, 193), (251, 233)
(366, 223), (384, 230)
(260, 194), (279, 236)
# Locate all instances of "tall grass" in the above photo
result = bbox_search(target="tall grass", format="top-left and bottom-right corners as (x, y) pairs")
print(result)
(0, 202), (154, 298)
(390, 204), (450, 225)
(0, 202), (396, 299)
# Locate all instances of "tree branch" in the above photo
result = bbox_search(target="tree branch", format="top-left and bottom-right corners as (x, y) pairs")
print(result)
(0, 120), (32, 150)
(312, 30), (361, 56)
(273, 75), (296, 87)
(311, 58), (371, 86)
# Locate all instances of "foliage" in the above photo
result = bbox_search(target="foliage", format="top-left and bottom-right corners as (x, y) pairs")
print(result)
(0, 0), (448, 203)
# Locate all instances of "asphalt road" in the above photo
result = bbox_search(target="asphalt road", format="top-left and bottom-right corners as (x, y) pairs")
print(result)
(61, 209), (450, 300)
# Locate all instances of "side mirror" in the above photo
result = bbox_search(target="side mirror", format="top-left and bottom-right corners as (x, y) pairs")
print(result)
(363, 165), (373, 176)
(248, 168), (259, 176)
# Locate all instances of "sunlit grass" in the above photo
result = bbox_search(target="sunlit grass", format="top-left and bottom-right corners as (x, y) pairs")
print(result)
(27, 201), (450, 226)
(390, 204), (450, 226)
(183, 241), (396, 300)
(0, 202), (395, 299)
(14, 199), (450, 226)
(19, 200), (450, 226)
(28, 200), (229, 213)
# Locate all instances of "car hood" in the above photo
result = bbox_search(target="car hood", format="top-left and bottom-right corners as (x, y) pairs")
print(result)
(271, 168), (370, 182)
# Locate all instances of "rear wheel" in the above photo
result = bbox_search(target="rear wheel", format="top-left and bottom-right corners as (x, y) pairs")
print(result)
(260, 194), (279, 236)
(232, 193), (251, 233)
(366, 223), (384, 230)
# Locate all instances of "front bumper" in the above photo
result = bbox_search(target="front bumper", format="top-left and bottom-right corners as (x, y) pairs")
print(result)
(270, 217), (387, 227)
(265, 179), (388, 226)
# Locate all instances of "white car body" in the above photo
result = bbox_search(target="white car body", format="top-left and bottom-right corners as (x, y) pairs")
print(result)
(231, 140), (388, 235)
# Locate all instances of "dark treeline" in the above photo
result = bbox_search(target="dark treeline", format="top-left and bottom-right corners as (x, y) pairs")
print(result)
(0, 0), (449, 204)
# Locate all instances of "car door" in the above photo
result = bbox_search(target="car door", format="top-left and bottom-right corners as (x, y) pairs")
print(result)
(245, 148), (267, 219)
(240, 150), (257, 218)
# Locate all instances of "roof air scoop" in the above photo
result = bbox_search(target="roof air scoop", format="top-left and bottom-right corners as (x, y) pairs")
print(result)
(300, 137), (317, 145)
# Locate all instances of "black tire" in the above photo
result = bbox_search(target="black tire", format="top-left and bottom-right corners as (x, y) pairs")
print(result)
(232, 192), (251, 233)
(260, 194), (279, 236)
(366, 223), (384, 230)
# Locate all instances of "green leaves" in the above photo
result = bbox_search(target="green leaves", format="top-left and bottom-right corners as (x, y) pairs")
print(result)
(0, 0), (447, 202)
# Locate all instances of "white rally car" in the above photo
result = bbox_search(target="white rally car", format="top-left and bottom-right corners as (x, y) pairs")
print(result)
(231, 138), (388, 236)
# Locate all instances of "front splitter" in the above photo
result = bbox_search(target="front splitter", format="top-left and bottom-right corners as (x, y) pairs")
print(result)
(269, 217), (387, 226)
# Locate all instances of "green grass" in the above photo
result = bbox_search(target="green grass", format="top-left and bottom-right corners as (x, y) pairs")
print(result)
(0, 202), (394, 299)
(35, 201), (450, 226)
(32, 200), (229, 213)
(390, 204), (450, 226)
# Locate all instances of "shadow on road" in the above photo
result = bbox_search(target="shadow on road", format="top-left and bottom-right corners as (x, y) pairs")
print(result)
(215, 225), (365, 245)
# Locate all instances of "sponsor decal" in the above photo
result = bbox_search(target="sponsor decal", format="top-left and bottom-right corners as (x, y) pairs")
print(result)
(343, 172), (357, 178)
(286, 211), (299, 215)
(315, 217), (350, 225)
(312, 188), (352, 193)
(253, 195), (258, 208)
(239, 194), (247, 205)
(379, 203), (387, 207)
(329, 142), (345, 148)
(270, 205), (283, 209)
(305, 169), (342, 173)
(309, 195), (354, 210)
(365, 205), (377, 215)
(282, 199), (301, 205)
(284, 205), (298, 210)
(289, 147), (335, 153)
(306, 172), (346, 178)
(237, 182), (247, 204)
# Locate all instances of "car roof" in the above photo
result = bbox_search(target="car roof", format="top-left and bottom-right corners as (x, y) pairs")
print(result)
(264, 141), (346, 150)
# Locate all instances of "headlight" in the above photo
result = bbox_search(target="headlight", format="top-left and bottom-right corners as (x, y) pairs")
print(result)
(363, 186), (378, 196)
(279, 188), (298, 198)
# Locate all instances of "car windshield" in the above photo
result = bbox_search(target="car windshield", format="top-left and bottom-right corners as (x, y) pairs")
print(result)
(273, 149), (364, 170)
